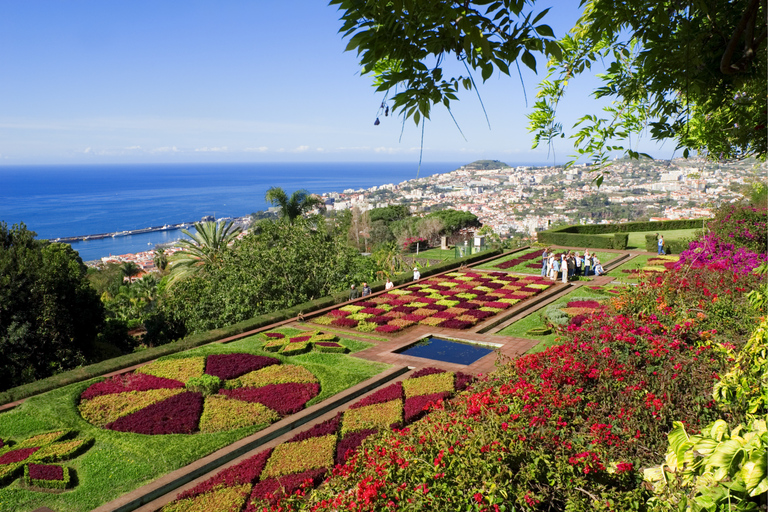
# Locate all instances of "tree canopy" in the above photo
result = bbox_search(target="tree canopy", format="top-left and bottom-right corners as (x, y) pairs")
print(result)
(0, 223), (104, 390)
(331, 0), (766, 177)
(265, 187), (324, 223)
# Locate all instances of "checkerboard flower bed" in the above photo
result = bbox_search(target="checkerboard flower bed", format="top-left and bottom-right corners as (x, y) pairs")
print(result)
(567, 300), (601, 309)
(79, 353), (319, 435)
(311, 270), (546, 335)
(161, 368), (475, 511)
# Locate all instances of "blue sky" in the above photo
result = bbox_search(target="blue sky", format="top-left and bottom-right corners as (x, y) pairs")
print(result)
(0, 1), (676, 166)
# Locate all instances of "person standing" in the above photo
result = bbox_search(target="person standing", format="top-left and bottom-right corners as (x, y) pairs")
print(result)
(584, 250), (592, 276)
(362, 282), (371, 297)
(413, 267), (421, 281)
(657, 234), (665, 255)
(561, 254), (568, 283)
(385, 278), (394, 290)
(574, 252), (583, 276)
(541, 247), (549, 277)
(549, 253), (558, 281)
(349, 285), (359, 300)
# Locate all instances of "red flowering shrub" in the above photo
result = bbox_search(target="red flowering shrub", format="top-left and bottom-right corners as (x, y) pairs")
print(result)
(204, 354), (279, 381)
(247, 468), (328, 509)
(335, 429), (379, 465)
(80, 373), (184, 401)
(404, 392), (451, 423)
(105, 392), (203, 435)
(221, 383), (320, 416)
(328, 309), (350, 317)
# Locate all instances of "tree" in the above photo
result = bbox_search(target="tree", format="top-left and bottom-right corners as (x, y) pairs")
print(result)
(167, 220), (242, 287)
(121, 261), (141, 283)
(264, 187), (324, 223)
(153, 248), (168, 273)
(0, 223), (104, 390)
(332, 0), (766, 179)
(158, 217), (368, 334)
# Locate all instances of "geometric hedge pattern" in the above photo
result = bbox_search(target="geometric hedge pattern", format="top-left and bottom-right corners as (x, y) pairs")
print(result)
(160, 367), (474, 512)
(78, 353), (320, 435)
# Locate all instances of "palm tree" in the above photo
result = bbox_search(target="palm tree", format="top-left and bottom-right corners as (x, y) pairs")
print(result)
(121, 262), (142, 283)
(265, 187), (323, 223)
(167, 220), (242, 287)
(153, 248), (168, 273)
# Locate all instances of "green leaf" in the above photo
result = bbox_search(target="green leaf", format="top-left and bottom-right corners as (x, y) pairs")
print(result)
(521, 51), (536, 72)
(535, 24), (554, 38)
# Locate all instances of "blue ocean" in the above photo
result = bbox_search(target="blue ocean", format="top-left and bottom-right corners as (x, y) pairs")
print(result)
(0, 162), (463, 261)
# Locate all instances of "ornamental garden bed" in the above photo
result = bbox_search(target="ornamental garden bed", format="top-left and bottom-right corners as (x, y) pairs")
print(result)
(0, 335), (389, 512)
(495, 286), (608, 353)
(310, 271), (552, 335)
(158, 367), (474, 512)
(610, 254), (679, 283)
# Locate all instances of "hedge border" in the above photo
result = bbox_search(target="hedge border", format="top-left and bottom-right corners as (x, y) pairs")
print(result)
(0, 247), (501, 407)
(537, 218), (705, 251)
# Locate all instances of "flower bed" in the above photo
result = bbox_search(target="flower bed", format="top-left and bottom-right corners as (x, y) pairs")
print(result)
(78, 353), (319, 435)
(260, 330), (349, 355)
(0, 430), (91, 490)
(160, 368), (474, 511)
(24, 463), (70, 490)
(311, 271), (549, 335)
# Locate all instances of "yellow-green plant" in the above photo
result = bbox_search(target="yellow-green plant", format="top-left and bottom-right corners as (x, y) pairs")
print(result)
(645, 419), (767, 511)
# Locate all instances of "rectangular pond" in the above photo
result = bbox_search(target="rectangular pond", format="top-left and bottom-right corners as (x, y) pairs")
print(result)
(395, 336), (497, 365)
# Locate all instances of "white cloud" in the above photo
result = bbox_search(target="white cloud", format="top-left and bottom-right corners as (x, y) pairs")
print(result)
(125, 145), (142, 150)
(151, 146), (179, 153)
(194, 146), (228, 152)
(244, 146), (269, 152)
(82, 147), (92, 154)
(292, 145), (310, 153)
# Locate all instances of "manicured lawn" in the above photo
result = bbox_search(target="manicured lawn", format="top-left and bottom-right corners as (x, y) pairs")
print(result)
(0, 335), (388, 512)
(494, 286), (607, 353)
(408, 247), (458, 260)
(621, 228), (701, 249)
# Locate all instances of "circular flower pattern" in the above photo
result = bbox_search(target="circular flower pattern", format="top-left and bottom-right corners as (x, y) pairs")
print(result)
(78, 353), (320, 435)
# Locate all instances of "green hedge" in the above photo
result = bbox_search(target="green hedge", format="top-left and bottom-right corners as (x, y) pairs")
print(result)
(538, 219), (706, 250)
(0, 247), (501, 407)
(644, 234), (690, 254)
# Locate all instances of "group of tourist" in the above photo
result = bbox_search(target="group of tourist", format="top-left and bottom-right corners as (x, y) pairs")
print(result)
(350, 276), (398, 300)
(541, 248), (605, 282)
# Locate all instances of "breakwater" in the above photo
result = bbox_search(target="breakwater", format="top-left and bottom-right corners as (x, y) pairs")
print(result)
(52, 222), (195, 244)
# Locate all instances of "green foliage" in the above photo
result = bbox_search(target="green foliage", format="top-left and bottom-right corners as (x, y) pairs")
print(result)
(159, 217), (366, 334)
(367, 205), (410, 224)
(331, 0), (556, 127)
(167, 220), (243, 287)
(423, 209), (481, 234)
(0, 222), (105, 391)
(185, 374), (223, 396)
(644, 418), (767, 511)
(530, 0), (766, 174)
(539, 219), (704, 250)
(264, 187), (323, 223)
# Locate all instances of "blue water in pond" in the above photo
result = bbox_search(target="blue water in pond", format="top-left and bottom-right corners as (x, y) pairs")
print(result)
(396, 337), (494, 365)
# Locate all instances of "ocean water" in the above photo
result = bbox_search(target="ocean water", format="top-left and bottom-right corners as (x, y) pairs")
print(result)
(0, 162), (463, 261)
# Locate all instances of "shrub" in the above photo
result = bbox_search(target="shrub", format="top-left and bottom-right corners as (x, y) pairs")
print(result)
(137, 357), (206, 384)
(24, 463), (70, 490)
(403, 371), (454, 398)
(229, 364), (318, 389)
(186, 374), (222, 396)
(80, 373), (184, 401)
(261, 435), (337, 479)
(341, 400), (403, 435)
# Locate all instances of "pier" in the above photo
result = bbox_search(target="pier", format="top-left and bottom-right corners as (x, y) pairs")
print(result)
(51, 222), (193, 244)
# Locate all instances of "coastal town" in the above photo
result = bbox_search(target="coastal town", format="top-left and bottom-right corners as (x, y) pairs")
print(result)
(99, 156), (761, 272)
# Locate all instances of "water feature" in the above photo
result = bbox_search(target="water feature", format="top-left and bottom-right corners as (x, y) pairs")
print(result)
(395, 337), (496, 365)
